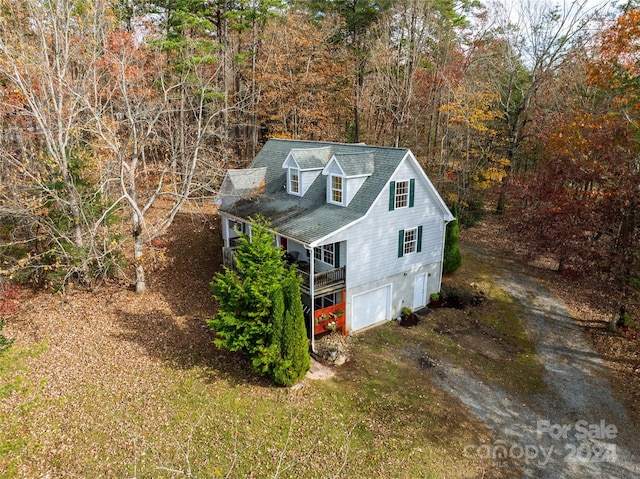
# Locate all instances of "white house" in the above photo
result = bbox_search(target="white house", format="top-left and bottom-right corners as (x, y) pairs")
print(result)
(216, 139), (454, 348)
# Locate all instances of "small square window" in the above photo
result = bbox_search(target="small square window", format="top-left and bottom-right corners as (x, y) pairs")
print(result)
(395, 180), (409, 209)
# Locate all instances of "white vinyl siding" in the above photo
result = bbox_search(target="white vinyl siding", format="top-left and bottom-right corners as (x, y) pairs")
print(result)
(345, 176), (367, 205)
(322, 158), (445, 290)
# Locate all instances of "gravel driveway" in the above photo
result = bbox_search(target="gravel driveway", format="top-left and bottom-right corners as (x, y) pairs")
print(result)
(432, 259), (640, 478)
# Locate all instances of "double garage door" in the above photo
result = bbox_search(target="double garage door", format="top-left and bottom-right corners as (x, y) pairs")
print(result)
(351, 285), (392, 332)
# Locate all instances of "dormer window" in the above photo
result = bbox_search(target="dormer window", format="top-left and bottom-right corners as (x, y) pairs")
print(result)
(282, 147), (330, 197)
(323, 152), (374, 207)
(330, 175), (344, 204)
(289, 168), (300, 194)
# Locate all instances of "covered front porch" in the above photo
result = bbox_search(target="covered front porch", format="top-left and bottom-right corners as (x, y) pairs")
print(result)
(220, 215), (348, 345)
(280, 236), (348, 340)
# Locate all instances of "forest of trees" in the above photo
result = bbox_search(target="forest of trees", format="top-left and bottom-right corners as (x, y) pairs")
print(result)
(0, 0), (638, 324)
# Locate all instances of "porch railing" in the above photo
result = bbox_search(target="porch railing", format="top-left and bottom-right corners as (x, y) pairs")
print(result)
(224, 247), (345, 292)
(297, 265), (346, 291)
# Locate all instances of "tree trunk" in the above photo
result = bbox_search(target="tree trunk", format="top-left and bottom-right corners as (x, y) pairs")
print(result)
(131, 204), (146, 293)
(134, 235), (146, 294)
(354, 67), (362, 143)
(609, 295), (624, 333)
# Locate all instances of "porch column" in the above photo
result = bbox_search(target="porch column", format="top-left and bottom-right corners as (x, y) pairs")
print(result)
(306, 245), (315, 352)
(222, 216), (230, 248)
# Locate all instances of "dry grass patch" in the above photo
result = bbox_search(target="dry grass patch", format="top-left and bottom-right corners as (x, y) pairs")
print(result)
(414, 252), (546, 399)
(0, 284), (503, 478)
(1, 209), (506, 478)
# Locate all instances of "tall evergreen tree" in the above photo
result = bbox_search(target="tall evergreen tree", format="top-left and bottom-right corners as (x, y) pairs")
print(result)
(208, 216), (288, 374)
(209, 216), (309, 385)
(273, 270), (311, 386)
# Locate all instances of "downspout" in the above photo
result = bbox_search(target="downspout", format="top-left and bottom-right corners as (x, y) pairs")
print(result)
(305, 245), (315, 353)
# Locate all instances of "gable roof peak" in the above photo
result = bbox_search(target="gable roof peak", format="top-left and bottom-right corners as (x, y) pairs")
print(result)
(285, 146), (332, 170)
(327, 151), (375, 177)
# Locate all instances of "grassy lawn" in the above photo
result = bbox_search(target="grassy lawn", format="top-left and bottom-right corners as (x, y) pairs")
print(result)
(0, 214), (543, 478)
(1, 318), (500, 478)
(426, 253), (547, 398)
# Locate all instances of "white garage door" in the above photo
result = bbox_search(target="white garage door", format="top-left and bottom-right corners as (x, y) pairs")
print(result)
(352, 285), (391, 332)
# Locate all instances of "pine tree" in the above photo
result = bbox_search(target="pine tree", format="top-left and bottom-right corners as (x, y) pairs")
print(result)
(273, 270), (310, 386)
(208, 215), (287, 375)
(208, 215), (309, 386)
(444, 203), (462, 274)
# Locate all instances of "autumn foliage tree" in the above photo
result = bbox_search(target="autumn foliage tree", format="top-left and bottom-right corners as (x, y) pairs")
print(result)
(585, 9), (640, 328)
(509, 8), (640, 329)
(439, 83), (509, 216)
(87, 28), (223, 293)
(1, 0), (634, 310)
(0, 1), (224, 292)
(490, 0), (604, 213)
(255, 11), (351, 141)
(0, 0), (121, 287)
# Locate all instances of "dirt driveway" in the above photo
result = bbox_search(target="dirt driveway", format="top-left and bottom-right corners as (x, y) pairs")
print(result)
(431, 252), (640, 478)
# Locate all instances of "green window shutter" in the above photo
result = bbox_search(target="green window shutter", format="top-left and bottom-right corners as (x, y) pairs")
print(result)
(389, 181), (396, 211)
(417, 225), (423, 252)
(334, 242), (340, 267)
(409, 179), (415, 207)
(398, 230), (405, 257)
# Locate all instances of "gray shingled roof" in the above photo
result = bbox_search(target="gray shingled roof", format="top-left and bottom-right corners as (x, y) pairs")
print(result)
(333, 152), (375, 176)
(289, 146), (331, 169)
(220, 167), (267, 194)
(219, 139), (410, 245)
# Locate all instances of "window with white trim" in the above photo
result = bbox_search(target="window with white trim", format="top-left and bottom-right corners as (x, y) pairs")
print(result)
(398, 226), (423, 257)
(395, 180), (409, 209)
(314, 244), (335, 265)
(330, 175), (343, 204)
(389, 179), (415, 211)
(289, 168), (300, 194)
(403, 227), (418, 255)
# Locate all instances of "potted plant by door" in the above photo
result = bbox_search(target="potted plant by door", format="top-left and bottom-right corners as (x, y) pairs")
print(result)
(399, 306), (420, 327)
(429, 292), (442, 308)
